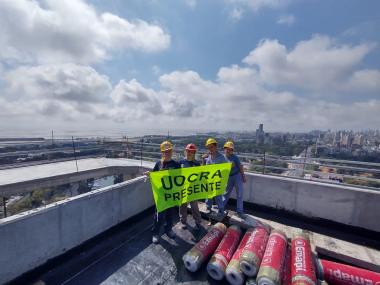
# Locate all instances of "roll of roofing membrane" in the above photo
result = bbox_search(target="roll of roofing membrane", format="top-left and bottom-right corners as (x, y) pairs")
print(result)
(239, 226), (270, 277)
(226, 228), (253, 285)
(291, 233), (317, 285)
(315, 258), (380, 285)
(183, 222), (227, 272)
(207, 225), (242, 280)
(257, 230), (288, 285)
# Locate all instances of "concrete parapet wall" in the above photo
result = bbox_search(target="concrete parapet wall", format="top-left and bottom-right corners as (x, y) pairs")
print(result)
(234, 173), (380, 233)
(0, 176), (154, 284)
(1, 163), (380, 284)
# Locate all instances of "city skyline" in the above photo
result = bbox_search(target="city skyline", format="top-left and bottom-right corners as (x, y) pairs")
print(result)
(1, 0), (379, 134)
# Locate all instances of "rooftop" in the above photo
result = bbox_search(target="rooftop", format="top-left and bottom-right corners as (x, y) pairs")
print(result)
(1, 158), (379, 285)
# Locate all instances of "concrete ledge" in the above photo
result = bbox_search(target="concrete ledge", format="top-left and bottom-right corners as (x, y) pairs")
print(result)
(0, 158), (155, 197)
(239, 173), (380, 233)
(0, 176), (154, 285)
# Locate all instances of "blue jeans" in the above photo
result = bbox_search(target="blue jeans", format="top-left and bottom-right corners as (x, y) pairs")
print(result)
(223, 174), (244, 213)
(205, 195), (224, 213)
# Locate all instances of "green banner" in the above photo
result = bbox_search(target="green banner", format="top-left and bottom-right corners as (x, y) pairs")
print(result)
(149, 163), (232, 212)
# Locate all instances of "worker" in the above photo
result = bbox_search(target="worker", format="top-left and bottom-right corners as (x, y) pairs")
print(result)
(204, 138), (227, 217)
(178, 143), (202, 230)
(146, 141), (180, 244)
(222, 141), (247, 218)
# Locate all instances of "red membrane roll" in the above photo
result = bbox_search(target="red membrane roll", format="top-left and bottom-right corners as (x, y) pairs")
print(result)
(226, 228), (253, 285)
(207, 225), (242, 280)
(183, 222), (227, 272)
(316, 259), (380, 285)
(257, 230), (287, 285)
(239, 226), (270, 277)
(291, 233), (317, 285)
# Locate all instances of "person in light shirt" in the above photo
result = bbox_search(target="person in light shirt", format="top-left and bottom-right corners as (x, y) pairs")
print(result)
(203, 138), (227, 218)
(222, 141), (247, 218)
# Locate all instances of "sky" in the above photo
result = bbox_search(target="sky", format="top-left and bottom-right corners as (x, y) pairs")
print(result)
(0, 0), (379, 137)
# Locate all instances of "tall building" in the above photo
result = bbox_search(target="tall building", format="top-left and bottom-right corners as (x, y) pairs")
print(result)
(333, 131), (341, 147)
(256, 123), (265, 145)
(353, 134), (364, 146)
(341, 133), (354, 148)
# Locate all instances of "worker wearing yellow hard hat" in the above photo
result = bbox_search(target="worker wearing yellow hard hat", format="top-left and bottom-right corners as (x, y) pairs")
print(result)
(223, 140), (247, 219)
(147, 140), (180, 244)
(203, 138), (227, 217)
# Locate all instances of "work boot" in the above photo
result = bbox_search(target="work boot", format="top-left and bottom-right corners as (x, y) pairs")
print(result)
(152, 235), (159, 244)
(166, 230), (176, 239)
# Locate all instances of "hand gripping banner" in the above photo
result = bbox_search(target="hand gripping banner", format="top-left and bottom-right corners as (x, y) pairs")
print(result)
(150, 163), (232, 212)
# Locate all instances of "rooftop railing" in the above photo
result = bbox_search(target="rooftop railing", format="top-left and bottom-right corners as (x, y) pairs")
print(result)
(0, 137), (379, 191)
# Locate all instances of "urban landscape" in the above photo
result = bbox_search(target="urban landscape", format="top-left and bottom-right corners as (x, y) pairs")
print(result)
(1, 0), (379, 284)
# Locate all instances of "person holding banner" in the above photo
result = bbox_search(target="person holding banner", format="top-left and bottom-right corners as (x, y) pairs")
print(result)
(222, 141), (247, 218)
(204, 138), (227, 217)
(149, 141), (181, 244)
(178, 143), (202, 230)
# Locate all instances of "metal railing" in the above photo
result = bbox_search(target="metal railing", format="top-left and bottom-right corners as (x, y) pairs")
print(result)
(1, 138), (379, 189)
(1, 137), (379, 219)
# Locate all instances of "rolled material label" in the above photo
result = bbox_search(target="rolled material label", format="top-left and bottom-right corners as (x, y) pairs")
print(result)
(291, 233), (317, 285)
(240, 226), (270, 277)
(226, 228), (254, 285)
(316, 259), (380, 285)
(257, 230), (288, 285)
(183, 222), (227, 272)
(207, 225), (242, 280)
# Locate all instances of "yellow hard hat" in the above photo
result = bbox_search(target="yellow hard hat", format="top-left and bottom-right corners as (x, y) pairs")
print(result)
(160, 141), (173, 152)
(224, 141), (234, 150)
(205, 138), (217, 147)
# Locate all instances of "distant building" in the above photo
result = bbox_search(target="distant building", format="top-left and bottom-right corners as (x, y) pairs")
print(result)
(256, 124), (265, 145)
(353, 134), (364, 146)
(333, 131), (341, 147)
(340, 133), (353, 148)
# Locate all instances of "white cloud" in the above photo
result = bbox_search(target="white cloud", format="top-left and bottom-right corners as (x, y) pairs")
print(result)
(243, 35), (377, 93)
(277, 14), (295, 26)
(110, 79), (163, 115)
(225, 0), (294, 20)
(1, 35), (379, 132)
(0, 0), (170, 65)
(184, 0), (197, 9)
(225, 0), (290, 12)
(345, 69), (380, 92)
(4, 64), (112, 103)
(230, 8), (244, 21)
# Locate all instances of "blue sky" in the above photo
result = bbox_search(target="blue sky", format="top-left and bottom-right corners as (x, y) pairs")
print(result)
(90, 0), (380, 85)
(0, 0), (379, 136)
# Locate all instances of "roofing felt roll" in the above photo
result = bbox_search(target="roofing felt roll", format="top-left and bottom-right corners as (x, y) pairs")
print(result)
(207, 225), (242, 280)
(240, 226), (270, 277)
(257, 230), (287, 285)
(183, 222), (227, 272)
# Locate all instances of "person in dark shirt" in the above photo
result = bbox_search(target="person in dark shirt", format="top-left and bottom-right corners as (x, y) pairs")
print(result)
(147, 141), (180, 244)
(178, 143), (202, 230)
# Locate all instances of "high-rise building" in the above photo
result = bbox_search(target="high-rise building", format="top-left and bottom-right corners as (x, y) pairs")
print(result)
(353, 134), (364, 146)
(333, 131), (341, 147)
(256, 123), (265, 145)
